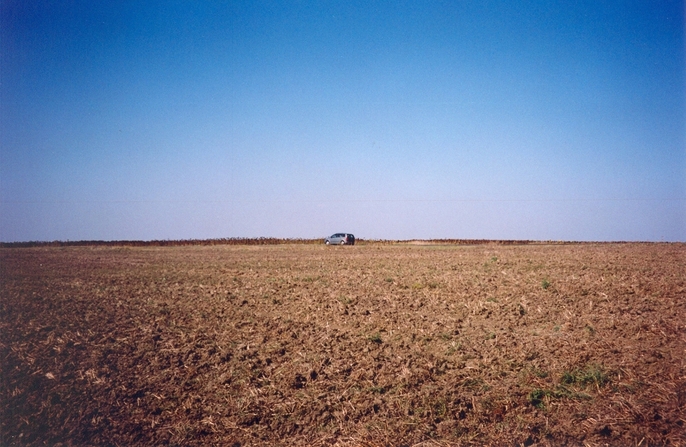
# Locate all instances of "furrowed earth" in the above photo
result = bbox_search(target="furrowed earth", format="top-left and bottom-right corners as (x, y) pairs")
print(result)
(1, 243), (684, 446)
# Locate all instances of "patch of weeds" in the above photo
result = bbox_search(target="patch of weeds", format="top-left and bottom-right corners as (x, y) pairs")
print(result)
(529, 384), (594, 410)
(486, 297), (498, 303)
(561, 365), (608, 388)
(548, 386), (575, 399)
(384, 277), (394, 283)
(491, 256), (498, 262)
(485, 332), (496, 340)
(531, 368), (549, 378)
(553, 325), (560, 332)
(541, 279), (551, 290)
(546, 385), (592, 400)
(561, 371), (575, 385)
(584, 324), (596, 336)
(439, 332), (453, 341)
(575, 370), (605, 390)
(432, 399), (448, 419)
(411, 282), (423, 290)
(528, 389), (547, 409)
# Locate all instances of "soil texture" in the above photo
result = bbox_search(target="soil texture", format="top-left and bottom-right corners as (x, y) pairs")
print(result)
(1, 243), (685, 446)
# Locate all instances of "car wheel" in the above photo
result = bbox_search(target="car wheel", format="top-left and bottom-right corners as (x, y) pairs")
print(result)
(340, 240), (346, 245)
(325, 240), (330, 245)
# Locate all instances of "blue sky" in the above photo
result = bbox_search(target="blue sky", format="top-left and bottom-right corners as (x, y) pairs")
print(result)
(1, 1), (684, 242)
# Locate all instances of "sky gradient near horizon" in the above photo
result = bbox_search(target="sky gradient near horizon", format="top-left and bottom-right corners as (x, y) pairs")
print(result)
(1, 1), (685, 242)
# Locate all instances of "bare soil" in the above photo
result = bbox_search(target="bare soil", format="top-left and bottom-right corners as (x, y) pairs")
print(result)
(1, 243), (684, 446)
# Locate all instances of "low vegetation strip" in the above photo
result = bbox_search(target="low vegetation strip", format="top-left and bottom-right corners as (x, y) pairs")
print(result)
(1, 243), (684, 446)
(0, 238), (629, 248)
(0, 237), (324, 248)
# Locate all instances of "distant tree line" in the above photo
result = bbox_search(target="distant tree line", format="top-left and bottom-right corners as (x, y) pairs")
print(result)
(0, 238), (611, 248)
(367, 239), (543, 245)
(0, 238), (323, 248)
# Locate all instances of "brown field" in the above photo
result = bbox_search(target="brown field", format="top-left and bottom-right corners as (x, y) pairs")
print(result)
(1, 243), (685, 446)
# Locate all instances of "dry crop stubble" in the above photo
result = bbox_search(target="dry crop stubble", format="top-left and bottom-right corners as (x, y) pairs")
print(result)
(1, 243), (685, 446)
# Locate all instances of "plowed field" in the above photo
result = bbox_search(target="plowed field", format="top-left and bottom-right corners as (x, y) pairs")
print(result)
(1, 243), (684, 446)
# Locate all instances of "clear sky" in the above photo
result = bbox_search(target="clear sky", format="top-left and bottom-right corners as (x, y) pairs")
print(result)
(1, 1), (684, 242)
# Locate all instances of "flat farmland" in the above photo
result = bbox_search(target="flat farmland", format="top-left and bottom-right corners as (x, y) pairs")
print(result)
(1, 243), (684, 446)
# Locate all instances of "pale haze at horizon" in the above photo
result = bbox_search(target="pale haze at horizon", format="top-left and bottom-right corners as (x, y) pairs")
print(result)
(1, 1), (684, 242)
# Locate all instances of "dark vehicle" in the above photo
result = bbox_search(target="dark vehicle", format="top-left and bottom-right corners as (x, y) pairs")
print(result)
(325, 233), (355, 245)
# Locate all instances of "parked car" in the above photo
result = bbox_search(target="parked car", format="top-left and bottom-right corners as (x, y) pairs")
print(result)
(325, 233), (355, 245)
